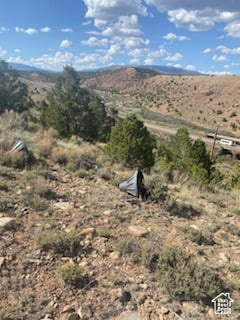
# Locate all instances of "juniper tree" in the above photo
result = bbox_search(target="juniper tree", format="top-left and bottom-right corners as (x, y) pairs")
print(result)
(41, 65), (114, 141)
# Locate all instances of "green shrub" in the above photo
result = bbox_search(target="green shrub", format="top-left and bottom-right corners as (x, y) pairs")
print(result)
(157, 247), (227, 304)
(144, 175), (168, 202)
(0, 311), (15, 320)
(0, 150), (36, 169)
(0, 197), (8, 212)
(140, 242), (159, 271)
(36, 231), (83, 257)
(97, 228), (111, 239)
(59, 264), (85, 287)
(106, 114), (156, 169)
(116, 236), (159, 270)
(29, 195), (48, 211)
(156, 128), (213, 183)
(179, 226), (202, 244)
(116, 236), (142, 263)
(0, 181), (9, 191)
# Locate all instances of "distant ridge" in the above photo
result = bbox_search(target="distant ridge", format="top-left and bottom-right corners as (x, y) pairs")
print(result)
(138, 65), (201, 75)
(7, 62), (201, 75)
(8, 62), (47, 72)
(83, 64), (201, 75)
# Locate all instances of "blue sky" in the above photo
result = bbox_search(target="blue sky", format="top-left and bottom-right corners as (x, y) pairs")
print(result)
(1, 0), (240, 73)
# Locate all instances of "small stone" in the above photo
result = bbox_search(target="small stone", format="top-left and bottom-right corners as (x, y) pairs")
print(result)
(103, 209), (112, 216)
(78, 261), (88, 268)
(139, 283), (148, 290)
(67, 313), (80, 320)
(109, 251), (120, 260)
(62, 305), (75, 313)
(128, 226), (148, 237)
(160, 306), (169, 314)
(77, 305), (92, 319)
(40, 315), (53, 320)
(0, 217), (17, 231)
(0, 257), (5, 267)
(79, 227), (96, 239)
(182, 302), (201, 315)
(32, 249), (45, 260)
(54, 202), (74, 211)
(116, 311), (146, 320)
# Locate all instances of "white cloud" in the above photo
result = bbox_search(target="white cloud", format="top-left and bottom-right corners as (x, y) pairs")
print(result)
(173, 64), (182, 68)
(15, 27), (38, 35)
(207, 70), (233, 75)
(107, 44), (122, 56)
(83, 0), (148, 27)
(129, 57), (140, 64)
(81, 36), (108, 46)
(29, 51), (112, 71)
(123, 37), (149, 49)
(7, 56), (26, 64)
(102, 15), (142, 37)
(0, 27), (9, 33)
(216, 45), (240, 54)
(145, 1), (240, 35)
(15, 49), (21, 53)
(144, 58), (154, 65)
(40, 27), (51, 33)
(164, 53), (183, 61)
(168, 9), (215, 31)
(128, 47), (167, 64)
(186, 64), (196, 71)
(224, 21), (240, 38)
(128, 48), (146, 57)
(60, 40), (72, 49)
(61, 28), (73, 32)
(203, 48), (211, 53)
(0, 47), (7, 57)
(82, 20), (91, 26)
(144, 0), (240, 13)
(212, 54), (227, 61)
(163, 32), (190, 41)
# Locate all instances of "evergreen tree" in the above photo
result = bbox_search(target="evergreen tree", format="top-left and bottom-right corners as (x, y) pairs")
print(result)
(41, 65), (114, 141)
(106, 113), (156, 169)
(156, 128), (213, 183)
(169, 127), (192, 171)
(187, 139), (213, 182)
(0, 60), (33, 114)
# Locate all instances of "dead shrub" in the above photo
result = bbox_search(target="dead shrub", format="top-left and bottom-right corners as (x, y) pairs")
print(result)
(51, 147), (68, 165)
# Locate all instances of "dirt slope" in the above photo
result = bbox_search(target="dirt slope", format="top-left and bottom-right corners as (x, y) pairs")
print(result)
(81, 69), (240, 136)
(1, 161), (240, 320)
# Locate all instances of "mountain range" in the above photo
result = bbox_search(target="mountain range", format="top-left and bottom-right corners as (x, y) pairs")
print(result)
(8, 62), (201, 75)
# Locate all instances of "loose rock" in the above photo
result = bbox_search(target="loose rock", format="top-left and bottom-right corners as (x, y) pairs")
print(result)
(128, 226), (148, 237)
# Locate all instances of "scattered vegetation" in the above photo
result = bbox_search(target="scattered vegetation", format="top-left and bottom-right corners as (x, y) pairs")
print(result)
(36, 231), (83, 257)
(59, 264), (85, 287)
(157, 246), (227, 304)
(106, 113), (156, 169)
(156, 127), (213, 183)
(0, 150), (36, 169)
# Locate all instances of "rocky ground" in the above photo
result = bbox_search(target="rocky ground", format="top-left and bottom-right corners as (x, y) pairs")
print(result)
(0, 162), (240, 320)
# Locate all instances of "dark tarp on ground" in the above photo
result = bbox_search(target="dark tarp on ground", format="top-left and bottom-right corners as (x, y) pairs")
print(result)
(11, 139), (28, 153)
(119, 170), (145, 198)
